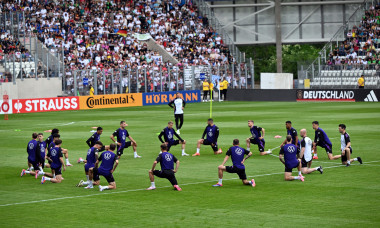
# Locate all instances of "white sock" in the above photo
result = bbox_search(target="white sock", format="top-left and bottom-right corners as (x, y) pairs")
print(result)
(218, 179), (223, 185)
(196, 148), (200, 153)
(314, 153), (317, 156)
(182, 149), (185, 154)
(134, 151), (138, 156)
(294, 176), (300, 180)
(45, 177), (51, 181)
(66, 158), (70, 163)
(86, 175), (89, 181)
(39, 171), (45, 175)
(266, 151), (271, 154)
(83, 181), (89, 185)
(39, 167), (43, 172)
(247, 147), (250, 151)
(298, 171), (302, 176)
(102, 186), (110, 190)
(25, 170), (31, 174)
(347, 160), (351, 164)
(151, 182), (156, 188)
(354, 158), (358, 161)
(88, 181), (93, 187)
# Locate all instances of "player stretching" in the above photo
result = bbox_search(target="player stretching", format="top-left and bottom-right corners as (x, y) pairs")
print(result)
(246, 120), (271, 155)
(48, 133), (73, 166)
(84, 144), (119, 191)
(76, 141), (103, 187)
(280, 121), (300, 155)
(339, 124), (362, 166)
(21, 133), (41, 178)
(41, 139), (66, 184)
(78, 127), (107, 163)
(299, 129), (323, 175)
(279, 136), (304, 182)
(312, 121), (341, 160)
(110, 121), (140, 159)
(45, 128), (59, 146)
(213, 139), (255, 187)
(193, 118), (221, 156)
(168, 92), (186, 134)
(158, 121), (188, 156)
(146, 144), (182, 191)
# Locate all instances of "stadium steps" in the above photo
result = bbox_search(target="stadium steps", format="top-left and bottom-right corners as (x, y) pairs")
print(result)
(140, 39), (179, 65)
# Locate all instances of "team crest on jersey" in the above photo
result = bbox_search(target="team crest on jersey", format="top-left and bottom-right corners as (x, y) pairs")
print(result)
(40, 146), (45, 153)
(165, 154), (172, 161)
(122, 132), (126, 141)
(168, 131), (173, 139)
(104, 152), (112, 160)
(29, 143), (34, 150)
(235, 148), (243, 155)
(288, 146), (296, 153)
(208, 131), (213, 137)
(51, 149), (57, 156)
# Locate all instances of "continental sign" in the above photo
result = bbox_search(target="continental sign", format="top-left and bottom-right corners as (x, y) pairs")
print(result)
(143, 90), (201, 105)
(79, 93), (142, 109)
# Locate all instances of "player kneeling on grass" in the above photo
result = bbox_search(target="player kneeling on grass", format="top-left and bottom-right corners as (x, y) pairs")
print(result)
(213, 139), (255, 187)
(158, 121), (188, 156)
(338, 124), (362, 166)
(84, 143), (119, 191)
(21, 133), (42, 178)
(312, 121), (341, 160)
(299, 129), (323, 175)
(76, 141), (103, 187)
(146, 144), (181, 191)
(41, 139), (66, 184)
(246, 120), (272, 155)
(193, 118), (222, 156)
(279, 136), (304, 182)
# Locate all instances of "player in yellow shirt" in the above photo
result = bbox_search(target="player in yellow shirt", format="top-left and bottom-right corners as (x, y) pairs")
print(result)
(202, 80), (209, 102)
(90, 85), (95, 95)
(209, 82), (214, 101)
(221, 78), (229, 101)
(357, 75), (364, 89)
(219, 79), (224, 101)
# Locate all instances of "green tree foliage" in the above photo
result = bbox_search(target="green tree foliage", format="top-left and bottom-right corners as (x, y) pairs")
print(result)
(241, 44), (323, 80)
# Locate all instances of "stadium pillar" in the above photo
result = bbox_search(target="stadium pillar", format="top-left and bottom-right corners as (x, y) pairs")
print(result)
(275, 0), (282, 73)
(93, 70), (97, 95)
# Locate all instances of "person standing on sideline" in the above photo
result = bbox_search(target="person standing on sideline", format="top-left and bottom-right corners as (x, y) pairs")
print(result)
(202, 79), (209, 102)
(168, 92), (186, 134)
(90, 85), (95, 95)
(218, 78), (224, 101)
(357, 75), (365, 89)
(221, 77), (229, 101)
(209, 81), (214, 101)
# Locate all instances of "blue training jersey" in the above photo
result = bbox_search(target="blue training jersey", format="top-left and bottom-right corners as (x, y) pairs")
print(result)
(156, 152), (178, 170)
(202, 125), (219, 143)
(314, 128), (332, 145)
(86, 147), (99, 165)
(287, 127), (300, 147)
(112, 128), (129, 145)
(87, 132), (101, 147)
(250, 126), (264, 143)
(38, 141), (47, 160)
(98, 151), (117, 173)
(226, 146), (250, 169)
(48, 146), (63, 169)
(27, 139), (38, 162)
(280, 144), (299, 168)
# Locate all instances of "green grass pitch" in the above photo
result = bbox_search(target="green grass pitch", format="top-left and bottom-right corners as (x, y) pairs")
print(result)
(0, 101), (380, 227)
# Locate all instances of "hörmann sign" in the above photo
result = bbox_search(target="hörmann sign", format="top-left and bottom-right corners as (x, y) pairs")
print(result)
(143, 90), (201, 105)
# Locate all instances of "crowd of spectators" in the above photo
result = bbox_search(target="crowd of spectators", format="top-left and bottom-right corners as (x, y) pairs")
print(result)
(326, 4), (380, 70)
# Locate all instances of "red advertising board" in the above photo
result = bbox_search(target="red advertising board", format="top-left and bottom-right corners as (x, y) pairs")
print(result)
(13, 96), (79, 113)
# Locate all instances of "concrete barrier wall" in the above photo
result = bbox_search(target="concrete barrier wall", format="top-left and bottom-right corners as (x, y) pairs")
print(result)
(0, 78), (62, 99)
(228, 89), (296, 101)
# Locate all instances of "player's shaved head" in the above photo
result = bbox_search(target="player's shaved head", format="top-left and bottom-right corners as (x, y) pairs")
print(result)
(233, 139), (239, 145)
(32, 133), (38, 139)
(300, 129), (306, 137)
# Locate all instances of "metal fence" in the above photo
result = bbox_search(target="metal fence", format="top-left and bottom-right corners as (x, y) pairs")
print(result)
(64, 64), (254, 97)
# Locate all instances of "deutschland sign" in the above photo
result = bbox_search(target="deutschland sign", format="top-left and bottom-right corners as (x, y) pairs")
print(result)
(296, 89), (380, 102)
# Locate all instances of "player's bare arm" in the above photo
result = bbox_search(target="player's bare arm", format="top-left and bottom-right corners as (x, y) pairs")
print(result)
(174, 160), (180, 173)
(242, 152), (252, 164)
(111, 160), (119, 173)
(151, 161), (158, 171)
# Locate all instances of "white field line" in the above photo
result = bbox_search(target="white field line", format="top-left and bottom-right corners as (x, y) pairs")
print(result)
(1, 160), (378, 207)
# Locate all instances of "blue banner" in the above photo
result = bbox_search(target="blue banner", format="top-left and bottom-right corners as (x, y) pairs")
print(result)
(143, 90), (201, 106)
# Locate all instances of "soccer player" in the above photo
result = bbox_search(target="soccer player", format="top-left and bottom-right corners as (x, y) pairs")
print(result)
(21, 133), (41, 178)
(41, 139), (66, 184)
(110, 120), (140, 159)
(146, 144), (182, 191)
(212, 139), (255, 187)
(48, 133), (73, 166)
(339, 124), (362, 166)
(246, 120), (271, 155)
(202, 79), (209, 102)
(158, 121), (188, 156)
(312, 121), (341, 160)
(299, 129), (323, 175)
(168, 92), (186, 134)
(280, 121), (300, 155)
(84, 143), (119, 191)
(79, 127), (107, 163)
(45, 128), (59, 146)
(77, 141), (103, 187)
(193, 118), (221, 156)
(279, 135), (305, 182)
(37, 133), (48, 169)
